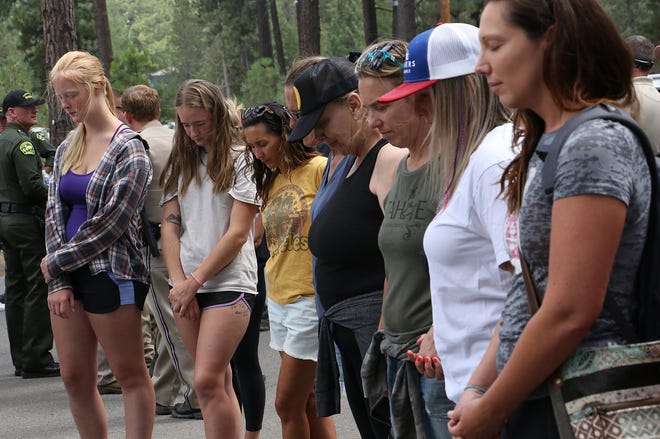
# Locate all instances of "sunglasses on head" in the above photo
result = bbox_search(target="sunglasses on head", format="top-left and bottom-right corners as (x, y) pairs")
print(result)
(358, 43), (406, 71)
(633, 58), (654, 70)
(242, 104), (274, 122)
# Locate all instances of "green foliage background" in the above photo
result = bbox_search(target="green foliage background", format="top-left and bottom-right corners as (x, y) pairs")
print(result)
(0, 0), (657, 125)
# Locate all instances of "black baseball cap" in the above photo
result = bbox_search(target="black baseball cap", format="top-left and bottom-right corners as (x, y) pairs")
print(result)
(288, 57), (358, 143)
(2, 89), (45, 115)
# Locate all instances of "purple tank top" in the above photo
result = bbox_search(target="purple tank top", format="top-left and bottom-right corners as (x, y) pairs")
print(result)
(59, 170), (93, 241)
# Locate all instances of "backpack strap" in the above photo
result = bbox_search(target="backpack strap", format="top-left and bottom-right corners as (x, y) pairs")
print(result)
(126, 132), (160, 258)
(539, 104), (658, 343)
(540, 104), (640, 194)
(641, 154), (660, 342)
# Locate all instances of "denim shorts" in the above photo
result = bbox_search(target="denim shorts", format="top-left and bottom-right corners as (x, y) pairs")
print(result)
(268, 296), (319, 361)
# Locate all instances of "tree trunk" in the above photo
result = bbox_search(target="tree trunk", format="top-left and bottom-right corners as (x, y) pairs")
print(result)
(269, 0), (286, 75)
(214, 13), (232, 98)
(625, 0), (635, 33)
(362, 0), (378, 46)
(396, 0), (416, 41)
(256, 0), (273, 59)
(440, 0), (451, 23)
(296, 0), (320, 56)
(218, 31), (231, 98)
(92, 0), (113, 77)
(41, 0), (77, 147)
(392, 3), (398, 38)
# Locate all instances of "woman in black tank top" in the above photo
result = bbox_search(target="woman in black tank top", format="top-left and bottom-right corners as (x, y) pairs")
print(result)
(289, 57), (406, 439)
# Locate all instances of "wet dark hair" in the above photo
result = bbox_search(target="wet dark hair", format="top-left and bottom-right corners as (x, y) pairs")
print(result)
(241, 102), (318, 206)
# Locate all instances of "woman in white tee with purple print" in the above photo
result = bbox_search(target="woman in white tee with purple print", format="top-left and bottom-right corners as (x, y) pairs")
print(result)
(160, 79), (260, 439)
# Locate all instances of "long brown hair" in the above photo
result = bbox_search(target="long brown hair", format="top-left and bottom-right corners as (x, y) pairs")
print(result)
(490, 0), (634, 212)
(161, 79), (241, 196)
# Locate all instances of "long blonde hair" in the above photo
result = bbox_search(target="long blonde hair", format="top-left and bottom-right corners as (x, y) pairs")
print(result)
(428, 73), (511, 209)
(161, 79), (241, 196)
(49, 51), (117, 174)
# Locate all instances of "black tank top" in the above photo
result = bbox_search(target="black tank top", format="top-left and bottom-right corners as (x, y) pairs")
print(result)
(309, 139), (388, 310)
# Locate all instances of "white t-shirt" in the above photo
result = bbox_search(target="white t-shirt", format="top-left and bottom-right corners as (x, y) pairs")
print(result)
(423, 123), (515, 401)
(162, 148), (259, 295)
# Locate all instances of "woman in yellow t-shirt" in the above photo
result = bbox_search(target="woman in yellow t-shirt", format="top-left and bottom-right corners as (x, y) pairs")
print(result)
(242, 102), (335, 439)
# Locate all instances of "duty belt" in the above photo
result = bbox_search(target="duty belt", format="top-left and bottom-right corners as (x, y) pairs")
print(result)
(0, 202), (34, 214)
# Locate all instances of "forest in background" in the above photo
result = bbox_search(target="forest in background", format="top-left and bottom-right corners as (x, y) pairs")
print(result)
(0, 0), (658, 137)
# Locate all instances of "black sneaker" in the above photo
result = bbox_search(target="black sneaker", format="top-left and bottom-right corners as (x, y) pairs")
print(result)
(97, 381), (122, 394)
(260, 310), (270, 332)
(156, 403), (173, 415)
(22, 362), (60, 379)
(171, 401), (202, 420)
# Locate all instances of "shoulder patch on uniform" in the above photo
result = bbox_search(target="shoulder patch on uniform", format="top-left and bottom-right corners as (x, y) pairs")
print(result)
(18, 141), (36, 156)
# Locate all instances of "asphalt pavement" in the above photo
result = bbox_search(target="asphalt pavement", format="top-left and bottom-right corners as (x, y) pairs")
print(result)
(0, 273), (359, 439)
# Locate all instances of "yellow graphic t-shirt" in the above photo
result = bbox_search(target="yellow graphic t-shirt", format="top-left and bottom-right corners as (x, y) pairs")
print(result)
(263, 155), (326, 304)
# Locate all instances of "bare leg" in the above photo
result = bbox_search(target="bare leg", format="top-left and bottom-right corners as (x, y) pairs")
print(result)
(51, 304), (108, 439)
(275, 353), (335, 439)
(176, 300), (250, 439)
(91, 305), (155, 439)
(307, 391), (336, 439)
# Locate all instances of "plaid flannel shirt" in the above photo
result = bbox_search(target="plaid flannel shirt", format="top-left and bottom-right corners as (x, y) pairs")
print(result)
(44, 126), (153, 294)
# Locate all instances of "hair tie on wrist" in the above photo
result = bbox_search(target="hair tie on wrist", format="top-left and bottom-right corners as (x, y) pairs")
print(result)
(189, 272), (204, 288)
(464, 385), (487, 394)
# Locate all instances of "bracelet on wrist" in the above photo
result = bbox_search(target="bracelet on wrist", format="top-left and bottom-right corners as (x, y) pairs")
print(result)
(464, 384), (487, 394)
(189, 272), (204, 288)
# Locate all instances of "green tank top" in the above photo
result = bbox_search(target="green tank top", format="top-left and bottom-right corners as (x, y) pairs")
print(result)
(378, 156), (437, 344)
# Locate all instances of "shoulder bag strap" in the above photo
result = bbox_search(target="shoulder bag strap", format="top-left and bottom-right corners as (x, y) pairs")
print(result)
(519, 250), (575, 439)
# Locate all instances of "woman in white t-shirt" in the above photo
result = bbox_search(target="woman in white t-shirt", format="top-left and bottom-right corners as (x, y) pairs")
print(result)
(375, 23), (516, 413)
(160, 79), (260, 439)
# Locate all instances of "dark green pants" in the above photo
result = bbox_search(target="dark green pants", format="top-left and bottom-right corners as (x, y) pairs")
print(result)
(0, 212), (54, 371)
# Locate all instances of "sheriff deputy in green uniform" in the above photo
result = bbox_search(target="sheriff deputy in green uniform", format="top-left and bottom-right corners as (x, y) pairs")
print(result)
(0, 106), (55, 171)
(0, 89), (59, 378)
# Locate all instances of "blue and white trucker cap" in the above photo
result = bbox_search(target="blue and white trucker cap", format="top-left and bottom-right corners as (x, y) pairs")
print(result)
(378, 23), (481, 103)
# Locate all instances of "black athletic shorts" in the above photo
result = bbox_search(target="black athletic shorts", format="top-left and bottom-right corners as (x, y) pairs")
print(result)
(195, 291), (255, 312)
(70, 266), (149, 314)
